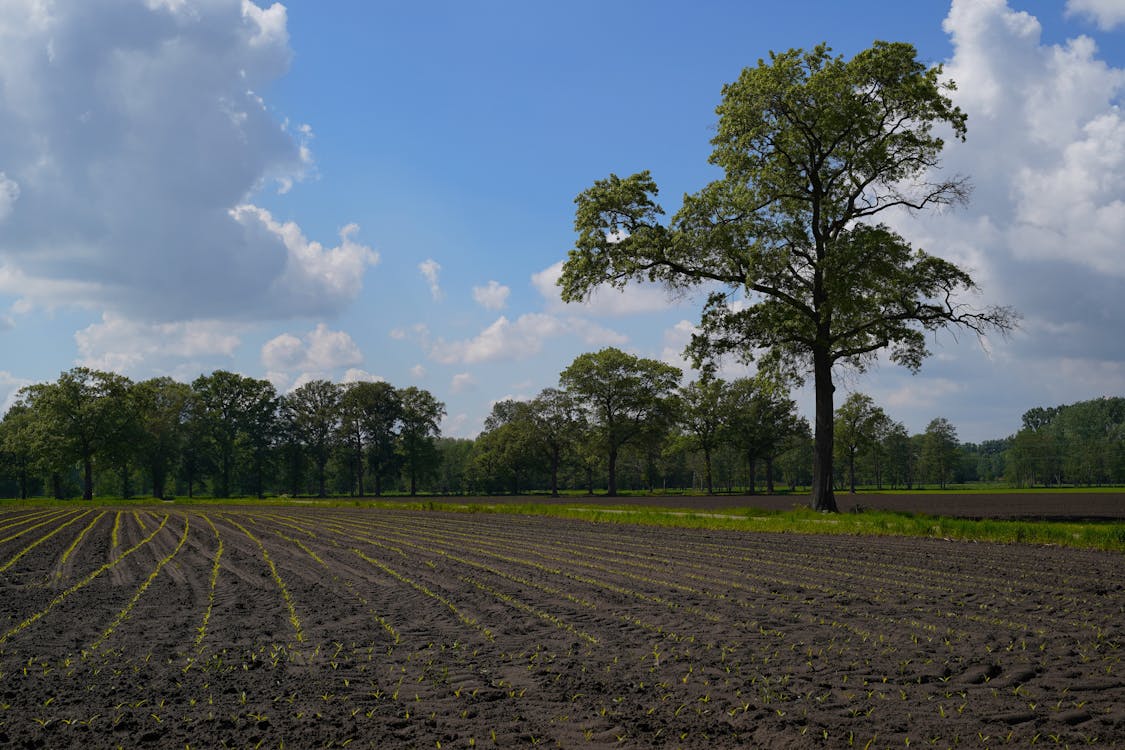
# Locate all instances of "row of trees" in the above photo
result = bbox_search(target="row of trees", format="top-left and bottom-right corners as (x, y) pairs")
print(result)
(11, 348), (1110, 500)
(827, 395), (1125, 491)
(0, 368), (445, 500)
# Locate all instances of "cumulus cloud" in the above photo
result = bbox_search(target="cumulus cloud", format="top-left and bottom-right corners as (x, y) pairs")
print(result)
(410, 364), (427, 379)
(429, 313), (626, 365)
(531, 261), (686, 316)
(261, 323), (363, 390)
(472, 280), (510, 310)
(342, 368), (386, 384)
(75, 313), (241, 373)
(230, 208), (379, 314)
(0, 371), (34, 416)
(0, 0), (374, 323)
(1066, 0), (1125, 29)
(419, 259), (443, 301)
(880, 0), (1125, 387)
(441, 412), (471, 438)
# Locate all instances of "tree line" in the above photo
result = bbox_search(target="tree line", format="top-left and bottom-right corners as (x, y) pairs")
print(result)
(0, 368), (445, 501)
(5, 348), (1117, 501)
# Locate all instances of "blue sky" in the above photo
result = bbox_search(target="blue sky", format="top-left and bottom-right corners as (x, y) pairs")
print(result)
(2, 0), (1124, 443)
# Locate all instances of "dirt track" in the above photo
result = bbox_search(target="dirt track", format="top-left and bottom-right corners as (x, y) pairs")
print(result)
(0, 505), (1122, 748)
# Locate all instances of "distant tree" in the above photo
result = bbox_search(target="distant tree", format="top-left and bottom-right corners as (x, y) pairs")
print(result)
(0, 404), (37, 499)
(397, 386), (445, 496)
(339, 381), (388, 496)
(882, 420), (916, 489)
(191, 371), (277, 498)
(434, 437), (475, 495)
(18, 368), (134, 500)
(475, 400), (542, 495)
(677, 378), (725, 494)
(721, 376), (800, 494)
(284, 380), (342, 498)
(921, 417), (959, 489)
(337, 381), (402, 497)
(529, 387), (584, 497)
(560, 348), (681, 496)
(833, 393), (887, 493)
(559, 42), (1017, 512)
(131, 377), (191, 499)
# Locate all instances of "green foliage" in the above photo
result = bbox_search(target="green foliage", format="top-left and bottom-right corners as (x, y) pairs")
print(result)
(560, 41), (1016, 511)
(397, 386), (446, 496)
(560, 347), (681, 496)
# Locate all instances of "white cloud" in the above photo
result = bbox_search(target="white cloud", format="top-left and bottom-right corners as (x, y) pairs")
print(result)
(261, 323), (362, 374)
(450, 372), (476, 394)
(1067, 0), (1125, 29)
(531, 260), (686, 316)
(0, 371), (34, 416)
(881, 379), (968, 412)
(0, 0), (374, 325)
(429, 313), (627, 365)
(230, 206), (379, 312)
(419, 259), (443, 301)
(441, 412), (471, 438)
(342, 368), (386, 384)
(878, 0), (1125, 379)
(472, 280), (510, 310)
(75, 314), (241, 374)
(410, 363), (427, 379)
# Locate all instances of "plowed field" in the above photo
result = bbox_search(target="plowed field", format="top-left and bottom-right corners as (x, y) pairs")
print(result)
(0, 505), (1121, 748)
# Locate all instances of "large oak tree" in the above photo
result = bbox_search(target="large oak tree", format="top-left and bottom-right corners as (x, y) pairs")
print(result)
(559, 41), (1016, 511)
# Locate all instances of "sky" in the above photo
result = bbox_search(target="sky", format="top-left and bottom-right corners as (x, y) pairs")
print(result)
(1, 0), (1124, 444)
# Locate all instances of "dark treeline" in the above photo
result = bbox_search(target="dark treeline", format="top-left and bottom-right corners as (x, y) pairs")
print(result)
(2, 352), (1123, 500)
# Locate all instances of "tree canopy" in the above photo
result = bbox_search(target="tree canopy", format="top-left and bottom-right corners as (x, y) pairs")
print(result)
(559, 41), (1016, 511)
(560, 347), (681, 497)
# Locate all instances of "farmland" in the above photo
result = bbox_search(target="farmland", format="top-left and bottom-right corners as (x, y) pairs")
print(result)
(0, 505), (1122, 748)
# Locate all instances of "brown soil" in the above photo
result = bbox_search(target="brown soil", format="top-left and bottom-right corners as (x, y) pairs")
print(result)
(0, 505), (1121, 748)
(444, 490), (1125, 520)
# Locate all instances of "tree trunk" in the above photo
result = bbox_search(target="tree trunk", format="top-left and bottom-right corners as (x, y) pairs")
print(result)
(83, 456), (94, 501)
(811, 348), (839, 512)
(766, 456), (776, 494)
(607, 446), (618, 497)
(848, 448), (856, 494)
(52, 472), (63, 500)
(703, 447), (714, 495)
(746, 452), (756, 495)
(355, 445), (365, 497)
(549, 447), (560, 497)
(152, 463), (166, 501)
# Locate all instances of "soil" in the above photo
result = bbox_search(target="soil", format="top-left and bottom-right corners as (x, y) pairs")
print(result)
(442, 490), (1125, 520)
(0, 504), (1122, 748)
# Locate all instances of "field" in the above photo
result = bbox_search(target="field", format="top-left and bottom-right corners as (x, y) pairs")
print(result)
(0, 504), (1122, 748)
